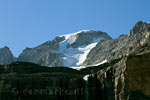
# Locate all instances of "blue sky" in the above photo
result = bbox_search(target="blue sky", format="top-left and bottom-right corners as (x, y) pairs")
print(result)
(0, 0), (150, 56)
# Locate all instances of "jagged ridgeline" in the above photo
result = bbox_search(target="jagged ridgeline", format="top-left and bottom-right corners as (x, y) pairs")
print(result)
(0, 30), (112, 67)
(0, 21), (150, 68)
(0, 21), (150, 100)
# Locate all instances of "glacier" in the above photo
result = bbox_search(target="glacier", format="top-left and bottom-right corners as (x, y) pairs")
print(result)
(54, 30), (106, 67)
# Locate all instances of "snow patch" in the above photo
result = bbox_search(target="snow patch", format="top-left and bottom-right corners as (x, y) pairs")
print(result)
(77, 42), (98, 65)
(60, 30), (91, 39)
(71, 59), (107, 70)
(60, 30), (92, 45)
(83, 75), (90, 81)
(91, 59), (107, 66)
(71, 66), (87, 70)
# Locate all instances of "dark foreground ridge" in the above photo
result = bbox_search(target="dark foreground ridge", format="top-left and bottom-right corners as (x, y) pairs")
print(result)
(0, 51), (150, 100)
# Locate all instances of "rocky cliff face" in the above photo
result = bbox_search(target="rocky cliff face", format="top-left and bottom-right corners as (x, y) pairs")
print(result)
(87, 52), (150, 100)
(0, 46), (15, 65)
(83, 21), (150, 66)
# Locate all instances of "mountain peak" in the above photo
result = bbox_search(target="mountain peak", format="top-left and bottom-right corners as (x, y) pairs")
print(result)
(53, 30), (112, 67)
(130, 21), (150, 35)
(3, 46), (10, 50)
(0, 46), (11, 52)
(60, 30), (91, 39)
(0, 46), (15, 65)
(60, 30), (112, 48)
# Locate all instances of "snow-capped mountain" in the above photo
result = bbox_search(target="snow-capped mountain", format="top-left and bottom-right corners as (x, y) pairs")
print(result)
(16, 21), (150, 67)
(18, 30), (112, 67)
(54, 30), (111, 67)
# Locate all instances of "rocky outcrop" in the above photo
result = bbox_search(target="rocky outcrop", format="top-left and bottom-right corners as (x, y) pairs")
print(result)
(0, 46), (15, 65)
(83, 21), (150, 66)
